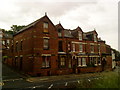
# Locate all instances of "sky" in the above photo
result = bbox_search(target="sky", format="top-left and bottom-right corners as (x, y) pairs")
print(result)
(0, 0), (119, 50)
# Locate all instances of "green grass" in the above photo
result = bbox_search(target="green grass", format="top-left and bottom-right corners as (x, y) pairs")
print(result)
(93, 72), (119, 88)
(77, 72), (120, 88)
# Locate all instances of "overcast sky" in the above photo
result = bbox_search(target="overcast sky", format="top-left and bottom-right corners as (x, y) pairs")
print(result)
(0, 0), (118, 50)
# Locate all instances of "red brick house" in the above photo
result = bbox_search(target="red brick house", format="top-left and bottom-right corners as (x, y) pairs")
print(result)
(6, 14), (112, 76)
(1, 29), (13, 65)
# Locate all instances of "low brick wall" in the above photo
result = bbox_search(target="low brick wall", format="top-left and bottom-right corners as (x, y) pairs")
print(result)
(77, 66), (102, 73)
(56, 69), (73, 75)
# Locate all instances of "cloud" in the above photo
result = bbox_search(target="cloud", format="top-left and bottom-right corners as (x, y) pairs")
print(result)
(0, 0), (118, 49)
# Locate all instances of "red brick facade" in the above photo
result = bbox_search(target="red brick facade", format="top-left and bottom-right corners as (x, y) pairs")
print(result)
(3, 15), (112, 76)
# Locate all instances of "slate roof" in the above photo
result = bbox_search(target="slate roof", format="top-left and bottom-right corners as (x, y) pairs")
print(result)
(14, 15), (55, 36)
(64, 29), (73, 38)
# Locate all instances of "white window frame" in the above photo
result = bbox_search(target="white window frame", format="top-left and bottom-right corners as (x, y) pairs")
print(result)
(78, 31), (82, 40)
(60, 57), (65, 66)
(43, 38), (49, 49)
(43, 22), (48, 28)
(98, 57), (101, 65)
(42, 56), (50, 68)
(94, 58), (98, 66)
(78, 58), (81, 67)
(90, 45), (94, 53)
(82, 58), (87, 66)
(7, 40), (10, 45)
(73, 44), (75, 52)
(79, 44), (83, 52)
(94, 34), (97, 42)
(2, 40), (5, 45)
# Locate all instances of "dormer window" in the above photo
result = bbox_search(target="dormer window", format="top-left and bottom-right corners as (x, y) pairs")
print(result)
(43, 22), (48, 33)
(94, 34), (97, 42)
(78, 31), (82, 40)
(58, 29), (62, 37)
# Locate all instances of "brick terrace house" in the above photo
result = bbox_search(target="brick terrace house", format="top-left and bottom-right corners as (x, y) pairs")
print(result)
(6, 14), (112, 76)
(1, 29), (13, 65)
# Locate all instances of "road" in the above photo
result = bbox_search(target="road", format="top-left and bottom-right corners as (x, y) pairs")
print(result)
(2, 63), (119, 89)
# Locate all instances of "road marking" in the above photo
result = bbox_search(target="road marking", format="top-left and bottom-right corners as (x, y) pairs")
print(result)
(26, 85), (44, 88)
(26, 79), (33, 82)
(33, 87), (36, 88)
(48, 84), (53, 89)
(65, 82), (68, 86)
(3, 78), (23, 82)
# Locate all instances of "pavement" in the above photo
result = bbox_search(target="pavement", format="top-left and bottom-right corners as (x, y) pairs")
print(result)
(26, 71), (112, 83)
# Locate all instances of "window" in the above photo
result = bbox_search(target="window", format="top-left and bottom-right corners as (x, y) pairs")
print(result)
(43, 38), (49, 50)
(78, 58), (82, 66)
(82, 58), (86, 66)
(58, 29), (62, 37)
(73, 44), (75, 52)
(90, 57), (98, 66)
(16, 42), (18, 52)
(98, 57), (101, 65)
(94, 58), (98, 66)
(58, 41), (63, 52)
(90, 45), (94, 53)
(7, 40), (9, 45)
(68, 42), (71, 52)
(0, 34), (2, 37)
(79, 44), (83, 52)
(20, 41), (23, 51)
(78, 31), (82, 40)
(94, 34), (97, 42)
(60, 56), (66, 67)
(90, 57), (94, 65)
(2, 40), (5, 45)
(68, 59), (72, 68)
(43, 22), (48, 33)
(42, 56), (50, 68)
(78, 58), (86, 67)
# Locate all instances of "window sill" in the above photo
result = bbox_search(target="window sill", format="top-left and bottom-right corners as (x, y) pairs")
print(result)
(95, 64), (98, 66)
(78, 65), (87, 67)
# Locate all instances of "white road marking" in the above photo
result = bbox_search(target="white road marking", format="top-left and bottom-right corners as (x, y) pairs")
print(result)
(65, 82), (68, 86)
(48, 84), (53, 89)
(26, 79), (33, 82)
(3, 78), (23, 82)
(33, 87), (36, 88)
(27, 85), (44, 88)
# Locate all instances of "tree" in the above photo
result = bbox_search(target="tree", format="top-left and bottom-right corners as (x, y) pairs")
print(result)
(11, 25), (26, 34)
